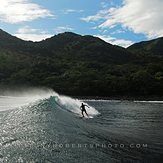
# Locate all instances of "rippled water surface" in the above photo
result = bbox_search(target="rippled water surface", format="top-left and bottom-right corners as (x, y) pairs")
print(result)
(0, 96), (163, 163)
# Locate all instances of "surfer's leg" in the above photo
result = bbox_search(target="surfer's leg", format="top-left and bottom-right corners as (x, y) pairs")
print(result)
(85, 111), (89, 117)
(82, 111), (84, 117)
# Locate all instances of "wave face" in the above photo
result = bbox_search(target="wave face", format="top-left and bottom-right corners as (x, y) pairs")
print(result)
(52, 93), (99, 117)
(0, 89), (99, 117)
(0, 88), (54, 111)
(0, 90), (162, 163)
(0, 91), (102, 163)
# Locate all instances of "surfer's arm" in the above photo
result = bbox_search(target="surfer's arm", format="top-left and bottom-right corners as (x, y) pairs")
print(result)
(85, 105), (90, 108)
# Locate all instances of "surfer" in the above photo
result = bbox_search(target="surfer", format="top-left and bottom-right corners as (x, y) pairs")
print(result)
(80, 103), (89, 117)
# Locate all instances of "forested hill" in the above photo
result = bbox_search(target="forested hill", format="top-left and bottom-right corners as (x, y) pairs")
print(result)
(128, 37), (163, 57)
(0, 29), (163, 98)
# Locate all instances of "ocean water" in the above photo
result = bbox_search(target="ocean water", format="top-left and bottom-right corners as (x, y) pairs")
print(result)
(0, 91), (163, 163)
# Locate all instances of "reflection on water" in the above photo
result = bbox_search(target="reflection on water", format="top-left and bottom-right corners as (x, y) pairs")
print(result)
(0, 97), (163, 163)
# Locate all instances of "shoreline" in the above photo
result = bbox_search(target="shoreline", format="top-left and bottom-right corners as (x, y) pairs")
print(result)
(73, 95), (163, 101)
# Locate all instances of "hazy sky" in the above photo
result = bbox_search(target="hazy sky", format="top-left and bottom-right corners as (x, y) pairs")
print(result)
(0, 0), (163, 47)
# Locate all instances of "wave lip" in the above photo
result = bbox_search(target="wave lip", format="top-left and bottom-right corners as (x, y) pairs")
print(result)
(0, 88), (100, 118)
(51, 93), (100, 118)
(0, 89), (54, 111)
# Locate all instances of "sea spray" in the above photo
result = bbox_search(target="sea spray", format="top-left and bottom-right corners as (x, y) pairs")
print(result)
(0, 88), (54, 111)
(0, 88), (100, 117)
(52, 93), (100, 117)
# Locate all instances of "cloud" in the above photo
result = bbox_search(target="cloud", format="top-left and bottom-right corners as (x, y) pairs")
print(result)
(0, 0), (53, 24)
(14, 26), (53, 41)
(54, 26), (74, 34)
(14, 25), (74, 41)
(62, 9), (83, 14)
(111, 29), (126, 34)
(101, 1), (115, 8)
(81, 9), (111, 22)
(101, 2), (108, 8)
(95, 35), (134, 48)
(82, 0), (163, 39)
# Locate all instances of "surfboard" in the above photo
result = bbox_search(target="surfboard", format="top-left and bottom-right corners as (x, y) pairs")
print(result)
(80, 116), (93, 119)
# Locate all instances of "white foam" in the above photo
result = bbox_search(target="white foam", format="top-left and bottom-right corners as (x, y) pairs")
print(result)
(53, 94), (100, 117)
(0, 88), (100, 118)
(82, 99), (121, 102)
(134, 101), (163, 104)
(0, 88), (54, 111)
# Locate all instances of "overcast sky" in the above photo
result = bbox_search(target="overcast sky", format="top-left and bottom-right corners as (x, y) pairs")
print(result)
(0, 0), (163, 47)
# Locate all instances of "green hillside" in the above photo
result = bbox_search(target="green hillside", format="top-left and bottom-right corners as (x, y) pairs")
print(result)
(128, 37), (163, 57)
(0, 29), (163, 98)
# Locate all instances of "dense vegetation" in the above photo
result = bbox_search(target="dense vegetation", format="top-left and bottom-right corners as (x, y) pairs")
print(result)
(0, 29), (163, 98)
(128, 37), (163, 56)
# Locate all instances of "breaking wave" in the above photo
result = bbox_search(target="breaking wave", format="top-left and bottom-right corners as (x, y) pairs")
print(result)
(0, 88), (99, 118)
